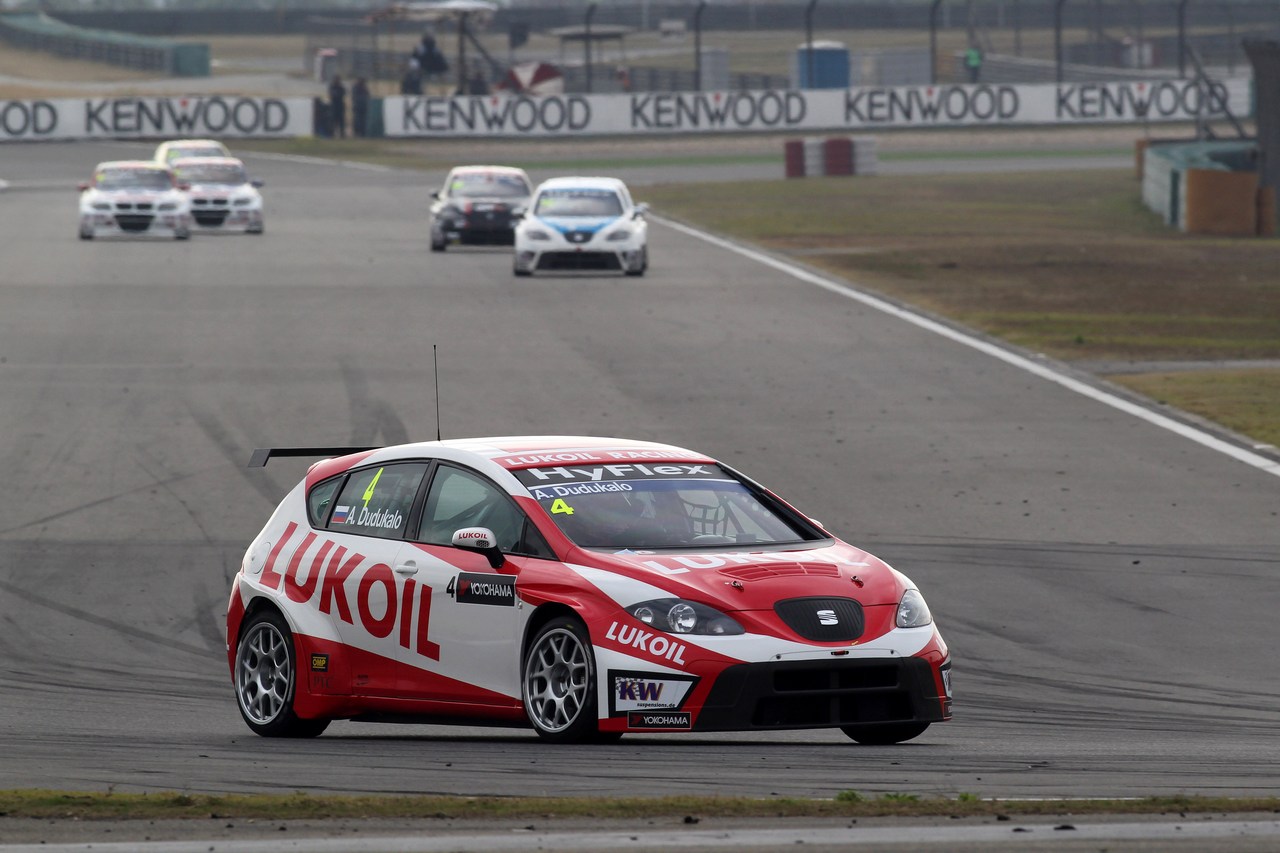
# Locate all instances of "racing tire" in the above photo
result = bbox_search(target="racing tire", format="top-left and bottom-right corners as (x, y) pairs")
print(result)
(522, 617), (600, 743)
(78, 229), (93, 241)
(624, 247), (648, 277)
(513, 268), (532, 277)
(234, 609), (329, 738)
(174, 229), (190, 241)
(430, 231), (446, 252)
(840, 722), (929, 745)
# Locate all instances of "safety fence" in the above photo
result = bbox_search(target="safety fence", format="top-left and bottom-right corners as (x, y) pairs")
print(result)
(0, 13), (209, 77)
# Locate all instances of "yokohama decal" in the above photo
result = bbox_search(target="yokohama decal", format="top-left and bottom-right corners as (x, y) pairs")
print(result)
(257, 523), (440, 661)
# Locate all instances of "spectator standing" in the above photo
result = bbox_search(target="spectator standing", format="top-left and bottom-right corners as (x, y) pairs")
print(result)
(328, 74), (347, 138)
(352, 77), (370, 137)
(400, 58), (423, 95)
(964, 45), (983, 83)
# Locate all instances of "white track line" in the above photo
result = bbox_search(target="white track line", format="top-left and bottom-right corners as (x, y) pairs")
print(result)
(654, 214), (1280, 479)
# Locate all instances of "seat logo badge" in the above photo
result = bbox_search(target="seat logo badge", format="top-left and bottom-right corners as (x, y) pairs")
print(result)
(817, 609), (838, 626)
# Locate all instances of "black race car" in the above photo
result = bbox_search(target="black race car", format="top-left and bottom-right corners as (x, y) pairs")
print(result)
(429, 166), (533, 251)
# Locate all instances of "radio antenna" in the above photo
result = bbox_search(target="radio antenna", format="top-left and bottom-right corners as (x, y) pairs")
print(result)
(433, 344), (442, 441)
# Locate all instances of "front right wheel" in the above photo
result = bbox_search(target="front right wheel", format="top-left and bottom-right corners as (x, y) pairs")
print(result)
(522, 617), (599, 743)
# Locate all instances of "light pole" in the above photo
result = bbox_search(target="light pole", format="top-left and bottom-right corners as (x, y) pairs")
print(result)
(584, 1), (597, 93)
(929, 0), (944, 85)
(804, 0), (819, 88)
(693, 0), (707, 90)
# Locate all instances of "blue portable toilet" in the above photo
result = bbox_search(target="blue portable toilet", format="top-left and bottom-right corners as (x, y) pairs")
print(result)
(794, 40), (850, 89)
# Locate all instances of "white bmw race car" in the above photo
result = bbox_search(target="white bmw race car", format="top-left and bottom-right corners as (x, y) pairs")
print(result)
(172, 157), (265, 234)
(228, 436), (951, 744)
(78, 160), (191, 240)
(513, 177), (648, 277)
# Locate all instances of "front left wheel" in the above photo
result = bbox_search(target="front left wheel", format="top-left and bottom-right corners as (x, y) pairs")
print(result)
(522, 617), (600, 743)
(234, 609), (329, 738)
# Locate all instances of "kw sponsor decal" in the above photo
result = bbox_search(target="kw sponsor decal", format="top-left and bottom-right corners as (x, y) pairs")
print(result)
(627, 711), (691, 730)
(257, 521), (441, 661)
(605, 621), (687, 665)
(448, 572), (516, 607)
(608, 669), (698, 714)
(310, 653), (330, 672)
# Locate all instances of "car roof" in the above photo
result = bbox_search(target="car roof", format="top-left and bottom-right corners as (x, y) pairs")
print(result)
(95, 160), (170, 171)
(449, 165), (529, 176)
(171, 156), (245, 168)
(534, 176), (628, 193)
(159, 139), (226, 148)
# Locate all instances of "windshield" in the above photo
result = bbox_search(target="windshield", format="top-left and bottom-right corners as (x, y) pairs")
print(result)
(95, 168), (173, 191)
(168, 145), (223, 161)
(174, 163), (247, 185)
(514, 463), (812, 550)
(534, 189), (623, 218)
(449, 172), (531, 199)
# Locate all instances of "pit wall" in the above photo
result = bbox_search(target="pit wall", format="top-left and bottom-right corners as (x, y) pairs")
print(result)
(1, 78), (1253, 142)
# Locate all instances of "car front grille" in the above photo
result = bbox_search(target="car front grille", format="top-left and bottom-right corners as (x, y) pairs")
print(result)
(194, 210), (229, 226)
(774, 597), (865, 642)
(536, 251), (621, 271)
(115, 214), (154, 232)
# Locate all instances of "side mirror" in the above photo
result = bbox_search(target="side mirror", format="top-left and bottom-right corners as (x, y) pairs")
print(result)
(451, 526), (505, 568)
(633, 202), (649, 219)
(251, 179), (265, 188)
(430, 189), (440, 200)
(177, 182), (191, 191)
(77, 182), (90, 192)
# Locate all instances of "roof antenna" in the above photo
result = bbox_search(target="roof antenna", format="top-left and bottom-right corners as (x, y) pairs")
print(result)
(433, 344), (442, 441)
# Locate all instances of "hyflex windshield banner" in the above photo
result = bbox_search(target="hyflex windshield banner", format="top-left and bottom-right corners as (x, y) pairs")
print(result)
(382, 77), (1251, 138)
(0, 96), (311, 141)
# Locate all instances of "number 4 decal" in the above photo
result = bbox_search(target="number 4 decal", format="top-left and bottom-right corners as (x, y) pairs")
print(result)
(550, 498), (575, 515)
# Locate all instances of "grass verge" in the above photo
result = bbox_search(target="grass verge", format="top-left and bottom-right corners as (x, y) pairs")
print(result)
(1, 790), (1278, 821)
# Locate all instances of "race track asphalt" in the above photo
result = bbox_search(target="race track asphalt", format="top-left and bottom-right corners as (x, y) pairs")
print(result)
(0, 141), (1277, 836)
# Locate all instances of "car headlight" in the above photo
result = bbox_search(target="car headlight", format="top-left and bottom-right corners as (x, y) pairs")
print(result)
(233, 197), (252, 207)
(896, 589), (933, 628)
(524, 229), (552, 241)
(630, 598), (744, 636)
(158, 202), (178, 211)
(605, 229), (632, 242)
(92, 202), (111, 211)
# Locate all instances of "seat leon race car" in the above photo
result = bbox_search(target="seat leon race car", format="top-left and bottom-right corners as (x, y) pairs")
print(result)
(154, 137), (232, 168)
(228, 436), (951, 743)
(429, 165), (532, 251)
(513, 177), (648, 277)
(78, 160), (191, 240)
(172, 156), (265, 234)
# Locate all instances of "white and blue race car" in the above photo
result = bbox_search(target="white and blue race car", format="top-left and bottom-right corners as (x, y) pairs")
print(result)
(513, 177), (648, 277)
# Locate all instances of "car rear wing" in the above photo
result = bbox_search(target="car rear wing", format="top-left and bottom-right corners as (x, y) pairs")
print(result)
(248, 446), (380, 468)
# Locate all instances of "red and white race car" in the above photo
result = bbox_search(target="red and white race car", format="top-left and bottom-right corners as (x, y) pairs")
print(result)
(228, 437), (951, 744)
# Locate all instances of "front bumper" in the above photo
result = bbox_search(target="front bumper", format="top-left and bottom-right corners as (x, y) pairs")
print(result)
(692, 656), (950, 731)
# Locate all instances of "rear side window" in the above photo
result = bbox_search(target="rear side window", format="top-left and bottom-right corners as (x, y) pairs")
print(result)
(307, 477), (342, 526)
(328, 463), (428, 539)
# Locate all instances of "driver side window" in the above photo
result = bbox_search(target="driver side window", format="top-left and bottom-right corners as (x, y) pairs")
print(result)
(418, 466), (524, 552)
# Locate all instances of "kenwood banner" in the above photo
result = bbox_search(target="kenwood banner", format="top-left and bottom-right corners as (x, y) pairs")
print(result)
(0, 96), (311, 141)
(382, 78), (1251, 138)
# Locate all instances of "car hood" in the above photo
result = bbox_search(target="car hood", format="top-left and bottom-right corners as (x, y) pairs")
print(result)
(535, 215), (622, 235)
(582, 542), (905, 610)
